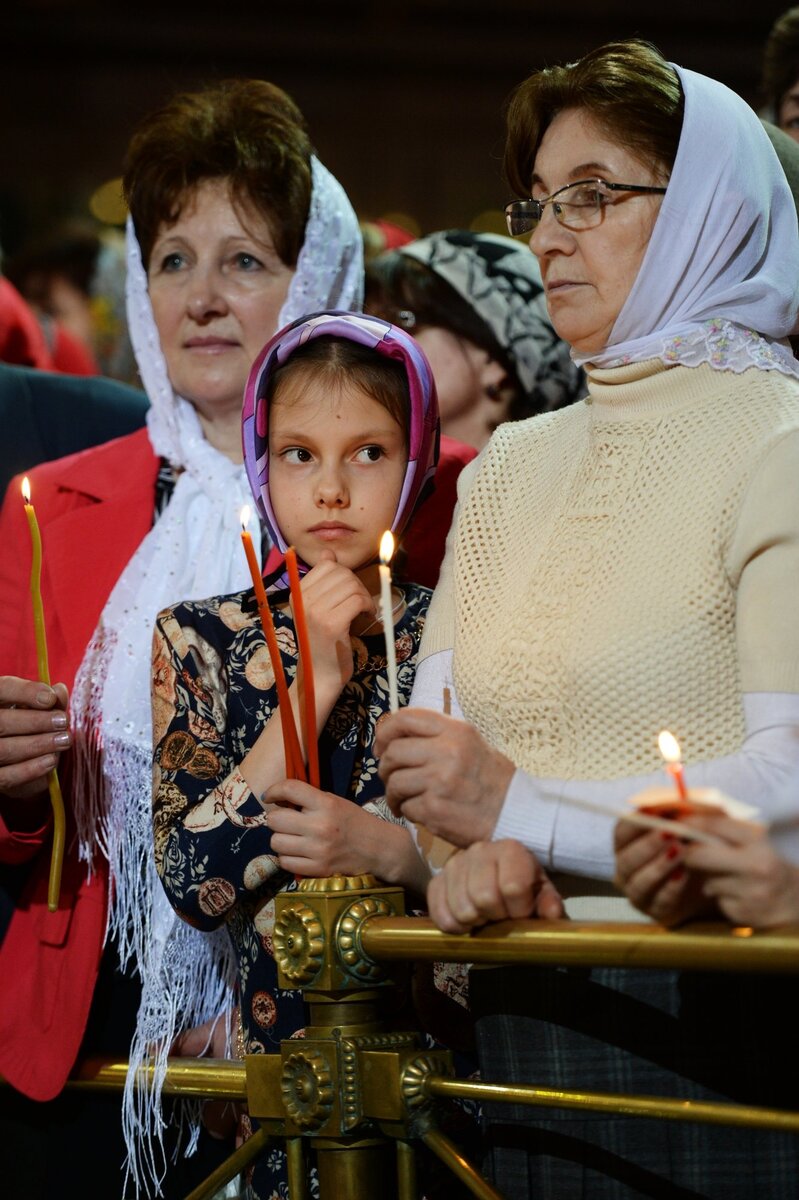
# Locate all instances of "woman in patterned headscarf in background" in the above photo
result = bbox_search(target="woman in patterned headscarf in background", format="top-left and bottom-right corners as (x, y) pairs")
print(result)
(365, 229), (585, 450)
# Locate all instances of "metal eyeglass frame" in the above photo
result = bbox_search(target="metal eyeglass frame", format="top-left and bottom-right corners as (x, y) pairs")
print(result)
(505, 178), (668, 237)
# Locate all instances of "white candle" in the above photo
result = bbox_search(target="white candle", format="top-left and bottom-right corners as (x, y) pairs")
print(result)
(379, 530), (399, 712)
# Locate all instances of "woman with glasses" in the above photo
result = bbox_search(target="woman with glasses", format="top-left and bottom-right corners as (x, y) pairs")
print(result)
(377, 38), (799, 1197)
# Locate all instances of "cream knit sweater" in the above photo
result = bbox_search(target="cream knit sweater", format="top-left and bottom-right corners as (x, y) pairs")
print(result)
(421, 359), (799, 783)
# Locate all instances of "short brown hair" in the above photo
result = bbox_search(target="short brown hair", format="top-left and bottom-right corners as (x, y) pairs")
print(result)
(123, 79), (312, 270)
(504, 39), (683, 198)
(268, 336), (410, 448)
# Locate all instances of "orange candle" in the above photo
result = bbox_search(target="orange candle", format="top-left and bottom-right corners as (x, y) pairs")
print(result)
(657, 729), (688, 803)
(21, 476), (65, 912)
(285, 547), (319, 789)
(240, 508), (304, 780)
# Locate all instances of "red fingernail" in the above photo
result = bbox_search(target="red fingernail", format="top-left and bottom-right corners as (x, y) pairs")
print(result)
(670, 865), (686, 882)
(665, 844), (680, 861)
(660, 832), (675, 842)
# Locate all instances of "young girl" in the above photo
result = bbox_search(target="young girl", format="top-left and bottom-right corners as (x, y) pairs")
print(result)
(150, 311), (439, 1195)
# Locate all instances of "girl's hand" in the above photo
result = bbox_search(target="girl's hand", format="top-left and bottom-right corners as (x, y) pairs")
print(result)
(682, 815), (799, 928)
(427, 839), (565, 934)
(613, 819), (713, 926)
(265, 779), (429, 893)
(375, 708), (515, 845)
(295, 550), (375, 693)
(0, 676), (70, 814)
(264, 779), (393, 878)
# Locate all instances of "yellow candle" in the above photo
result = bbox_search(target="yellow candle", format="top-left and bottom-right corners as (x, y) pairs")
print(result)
(379, 531), (399, 712)
(20, 476), (65, 912)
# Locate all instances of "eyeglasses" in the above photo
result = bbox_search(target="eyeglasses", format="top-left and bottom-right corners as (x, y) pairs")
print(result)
(505, 178), (668, 237)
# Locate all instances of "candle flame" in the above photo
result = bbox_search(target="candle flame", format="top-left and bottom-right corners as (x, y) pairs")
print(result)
(21, 476), (31, 503)
(240, 504), (251, 530)
(379, 530), (395, 564)
(658, 729), (682, 764)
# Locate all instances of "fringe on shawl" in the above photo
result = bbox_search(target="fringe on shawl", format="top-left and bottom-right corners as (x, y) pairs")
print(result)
(72, 623), (238, 1197)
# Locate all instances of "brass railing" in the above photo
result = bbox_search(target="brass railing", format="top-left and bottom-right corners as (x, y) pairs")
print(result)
(14, 874), (799, 1199)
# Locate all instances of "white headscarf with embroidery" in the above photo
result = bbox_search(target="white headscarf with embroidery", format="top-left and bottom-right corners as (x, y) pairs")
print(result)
(572, 64), (799, 378)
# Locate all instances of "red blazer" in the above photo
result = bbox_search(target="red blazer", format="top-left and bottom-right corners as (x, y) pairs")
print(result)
(0, 429), (157, 1099)
(0, 427), (474, 1099)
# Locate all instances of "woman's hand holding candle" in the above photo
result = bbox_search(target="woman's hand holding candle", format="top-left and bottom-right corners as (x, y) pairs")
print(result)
(376, 707), (516, 844)
(614, 807), (719, 926)
(0, 676), (70, 807)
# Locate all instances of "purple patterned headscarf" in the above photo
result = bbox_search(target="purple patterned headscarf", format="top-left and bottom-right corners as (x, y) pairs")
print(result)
(242, 310), (440, 581)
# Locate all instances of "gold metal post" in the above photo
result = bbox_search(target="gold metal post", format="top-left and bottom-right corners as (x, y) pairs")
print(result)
(396, 1138), (418, 1200)
(314, 1138), (393, 1199)
(285, 1137), (308, 1199)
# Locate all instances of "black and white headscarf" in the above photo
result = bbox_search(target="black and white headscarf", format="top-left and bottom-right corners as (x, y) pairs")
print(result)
(401, 230), (584, 412)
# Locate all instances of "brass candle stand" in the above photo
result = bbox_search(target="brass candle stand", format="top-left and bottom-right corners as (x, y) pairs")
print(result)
(10, 875), (799, 1200)
(241, 871), (467, 1200)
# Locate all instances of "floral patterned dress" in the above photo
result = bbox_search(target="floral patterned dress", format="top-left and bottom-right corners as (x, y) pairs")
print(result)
(151, 582), (430, 1199)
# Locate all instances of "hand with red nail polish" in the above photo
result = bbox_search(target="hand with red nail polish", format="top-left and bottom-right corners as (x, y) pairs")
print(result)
(613, 816), (712, 927)
(682, 814), (799, 928)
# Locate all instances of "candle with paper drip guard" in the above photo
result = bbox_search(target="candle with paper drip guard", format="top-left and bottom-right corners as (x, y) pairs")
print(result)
(239, 506), (304, 780)
(21, 476), (65, 911)
(379, 530), (399, 712)
(658, 729), (688, 803)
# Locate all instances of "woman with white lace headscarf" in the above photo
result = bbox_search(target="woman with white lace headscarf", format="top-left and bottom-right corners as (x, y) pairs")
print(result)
(377, 40), (799, 1198)
(0, 78), (363, 1198)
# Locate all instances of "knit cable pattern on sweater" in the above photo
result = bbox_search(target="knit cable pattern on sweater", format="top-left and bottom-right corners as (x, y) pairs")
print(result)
(433, 359), (799, 781)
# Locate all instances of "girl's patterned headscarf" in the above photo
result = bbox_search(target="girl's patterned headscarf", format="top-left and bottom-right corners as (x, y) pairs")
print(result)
(243, 310), (440, 583)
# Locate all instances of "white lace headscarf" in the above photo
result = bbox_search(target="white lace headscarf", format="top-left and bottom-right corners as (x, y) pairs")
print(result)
(70, 155), (363, 1194)
(571, 64), (799, 378)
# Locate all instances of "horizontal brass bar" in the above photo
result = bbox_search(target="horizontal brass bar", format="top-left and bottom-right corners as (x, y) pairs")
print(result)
(360, 917), (799, 973)
(425, 1077), (799, 1133)
(66, 1056), (248, 1100)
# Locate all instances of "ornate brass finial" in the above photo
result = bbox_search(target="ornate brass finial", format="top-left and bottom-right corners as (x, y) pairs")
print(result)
(280, 1049), (334, 1130)
(298, 873), (379, 893)
(273, 899), (325, 985)
(401, 1053), (453, 1112)
(336, 894), (394, 983)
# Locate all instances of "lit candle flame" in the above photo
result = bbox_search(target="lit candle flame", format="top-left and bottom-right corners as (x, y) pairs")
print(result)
(658, 729), (682, 764)
(379, 530), (395, 564)
(21, 476), (31, 503)
(240, 504), (251, 531)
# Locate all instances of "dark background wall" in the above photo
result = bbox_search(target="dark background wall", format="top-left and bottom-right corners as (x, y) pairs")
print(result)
(0, 0), (793, 252)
